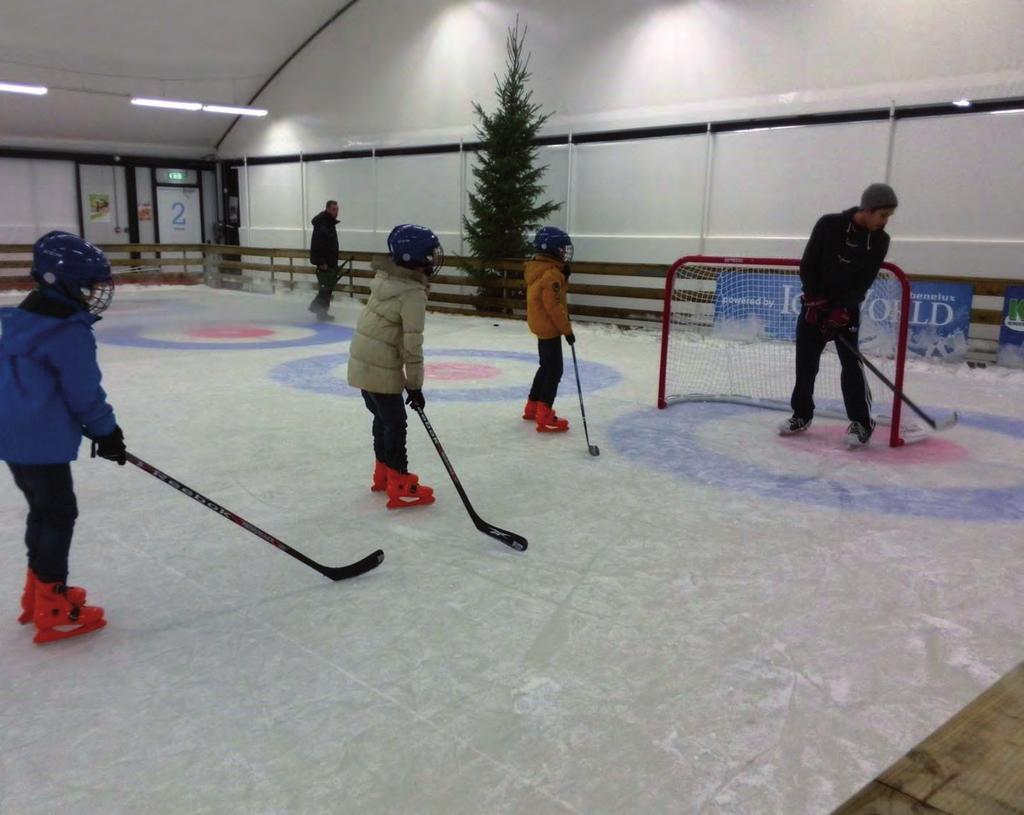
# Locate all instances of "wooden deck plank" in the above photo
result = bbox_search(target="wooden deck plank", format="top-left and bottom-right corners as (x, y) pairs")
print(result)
(833, 663), (1024, 815)
(834, 781), (952, 814)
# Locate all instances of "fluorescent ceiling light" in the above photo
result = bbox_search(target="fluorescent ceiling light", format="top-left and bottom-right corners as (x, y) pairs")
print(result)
(731, 124), (804, 134)
(990, 107), (1024, 115)
(131, 97), (202, 111)
(952, 98), (971, 108)
(202, 104), (268, 117)
(0, 81), (48, 96)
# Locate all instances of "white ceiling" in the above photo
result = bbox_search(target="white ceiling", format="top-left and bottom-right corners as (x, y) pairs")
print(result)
(0, 0), (346, 155)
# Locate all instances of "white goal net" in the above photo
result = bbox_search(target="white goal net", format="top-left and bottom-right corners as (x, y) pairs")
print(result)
(657, 256), (911, 447)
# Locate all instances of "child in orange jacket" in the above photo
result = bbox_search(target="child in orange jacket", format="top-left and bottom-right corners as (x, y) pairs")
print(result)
(523, 227), (575, 432)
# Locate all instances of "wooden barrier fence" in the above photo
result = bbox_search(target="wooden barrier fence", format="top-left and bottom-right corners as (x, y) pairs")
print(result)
(1, 243), (1019, 353)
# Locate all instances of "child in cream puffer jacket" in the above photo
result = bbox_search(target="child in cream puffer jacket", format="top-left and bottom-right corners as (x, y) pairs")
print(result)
(347, 224), (443, 509)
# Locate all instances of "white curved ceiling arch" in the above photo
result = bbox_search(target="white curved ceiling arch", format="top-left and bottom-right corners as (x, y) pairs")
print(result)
(0, 0), (347, 154)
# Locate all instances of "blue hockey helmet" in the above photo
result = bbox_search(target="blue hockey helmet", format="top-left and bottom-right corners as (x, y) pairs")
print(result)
(533, 226), (573, 262)
(387, 224), (444, 275)
(31, 231), (114, 314)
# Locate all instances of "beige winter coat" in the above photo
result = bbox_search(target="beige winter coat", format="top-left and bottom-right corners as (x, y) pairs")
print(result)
(347, 256), (429, 394)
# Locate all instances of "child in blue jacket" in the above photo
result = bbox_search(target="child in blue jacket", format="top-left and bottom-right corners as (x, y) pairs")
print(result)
(1, 231), (126, 644)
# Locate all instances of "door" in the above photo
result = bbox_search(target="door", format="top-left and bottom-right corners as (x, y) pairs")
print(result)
(156, 186), (202, 244)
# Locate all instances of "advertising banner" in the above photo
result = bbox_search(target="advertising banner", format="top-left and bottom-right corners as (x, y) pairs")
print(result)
(712, 272), (973, 360)
(997, 285), (1024, 368)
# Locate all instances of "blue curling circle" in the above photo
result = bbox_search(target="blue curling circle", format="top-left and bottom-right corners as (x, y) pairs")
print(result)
(269, 348), (622, 402)
(609, 402), (1024, 521)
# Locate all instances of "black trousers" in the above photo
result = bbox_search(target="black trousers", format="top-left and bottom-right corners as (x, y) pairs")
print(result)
(309, 264), (339, 314)
(361, 391), (408, 473)
(7, 462), (78, 584)
(790, 311), (872, 427)
(528, 337), (564, 405)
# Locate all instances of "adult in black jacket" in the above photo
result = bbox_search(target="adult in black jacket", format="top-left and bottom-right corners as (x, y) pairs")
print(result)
(308, 200), (340, 321)
(780, 183), (898, 447)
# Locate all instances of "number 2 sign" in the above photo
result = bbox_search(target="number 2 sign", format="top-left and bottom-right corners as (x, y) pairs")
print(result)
(157, 186), (201, 243)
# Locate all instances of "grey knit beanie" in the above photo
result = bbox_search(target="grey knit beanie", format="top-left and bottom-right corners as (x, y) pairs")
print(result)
(860, 183), (898, 210)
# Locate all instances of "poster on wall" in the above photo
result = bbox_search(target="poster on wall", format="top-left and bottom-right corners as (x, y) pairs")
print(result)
(138, 202), (153, 222)
(712, 273), (973, 361)
(903, 281), (974, 362)
(997, 285), (1024, 368)
(88, 193), (111, 222)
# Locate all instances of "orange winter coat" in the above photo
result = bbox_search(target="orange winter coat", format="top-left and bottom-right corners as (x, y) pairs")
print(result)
(524, 256), (572, 339)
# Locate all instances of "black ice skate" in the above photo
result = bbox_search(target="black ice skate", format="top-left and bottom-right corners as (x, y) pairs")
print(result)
(778, 415), (812, 436)
(844, 420), (875, 448)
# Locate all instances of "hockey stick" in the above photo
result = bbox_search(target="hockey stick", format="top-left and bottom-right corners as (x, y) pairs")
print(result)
(125, 453), (384, 581)
(570, 345), (600, 456)
(413, 407), (528, 552)
(833, 333), (959, 432)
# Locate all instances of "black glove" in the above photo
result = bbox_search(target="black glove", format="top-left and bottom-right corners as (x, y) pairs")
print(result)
(565, 333), (576, 346)
(91, 425), (126, 465)
(405, 389), (426, 410)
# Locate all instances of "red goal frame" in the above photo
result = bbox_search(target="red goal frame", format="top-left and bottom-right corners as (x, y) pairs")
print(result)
(657, 255), (912, 448)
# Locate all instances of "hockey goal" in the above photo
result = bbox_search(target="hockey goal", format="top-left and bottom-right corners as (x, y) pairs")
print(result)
(657, 255), (911, 447)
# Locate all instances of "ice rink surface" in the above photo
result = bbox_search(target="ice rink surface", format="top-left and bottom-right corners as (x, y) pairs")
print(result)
(2, 285), (1022, 814)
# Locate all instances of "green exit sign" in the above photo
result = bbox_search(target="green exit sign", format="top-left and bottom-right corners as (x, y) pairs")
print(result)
(167, 171), (187, 181)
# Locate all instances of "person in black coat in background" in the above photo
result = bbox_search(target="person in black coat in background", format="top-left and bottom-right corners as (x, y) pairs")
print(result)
(779, 183), (898, 447)
(308, 199), (340, 322)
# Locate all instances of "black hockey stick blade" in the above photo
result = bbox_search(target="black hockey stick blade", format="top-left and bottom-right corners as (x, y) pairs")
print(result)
(471, 515), (528, 552)
(413, 408), (527, 551)
(316, 549), (385, 581)
(125, 453), (385, 581)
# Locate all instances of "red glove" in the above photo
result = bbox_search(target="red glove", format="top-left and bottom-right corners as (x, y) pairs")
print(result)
(800, 293), (829, 327)
(822, 306), (853, 337)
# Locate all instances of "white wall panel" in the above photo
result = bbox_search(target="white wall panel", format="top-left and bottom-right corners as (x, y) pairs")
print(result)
(376, 153), (462, 251)
(891, 113), (1024, 240)
(305, 157), (376, 251)
(708, 121), (890, 241)
(242, 163), (304, 248)
(570, 135), (707, 262)
(572, 136), (706, 237)
(0, 158), (78, 246)
(536, 145), (569, 232)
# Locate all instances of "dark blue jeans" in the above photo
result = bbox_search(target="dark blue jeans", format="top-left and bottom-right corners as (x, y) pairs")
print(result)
(361, 391), (408, 473)
(528, 337), (564, 405)
(7, 462), (78, 583)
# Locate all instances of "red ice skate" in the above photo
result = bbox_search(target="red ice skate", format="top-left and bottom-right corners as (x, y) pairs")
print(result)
(371, 460), (388, 492)
(535, 403), (569, 433)
(32, 580), (106, 645)
(385, 468), (435, 509)
(18, 569), (36, 625)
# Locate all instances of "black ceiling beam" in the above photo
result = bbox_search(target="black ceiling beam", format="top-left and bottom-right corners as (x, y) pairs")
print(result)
(219, 95), (1024, 168)
(214, 0), (365, 151)
(0, 146), (216, 170)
